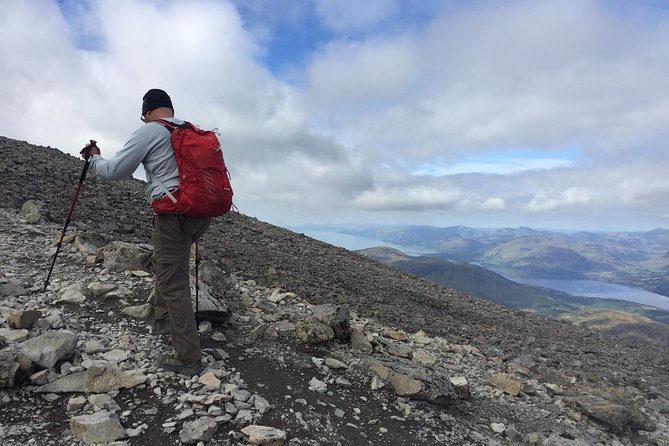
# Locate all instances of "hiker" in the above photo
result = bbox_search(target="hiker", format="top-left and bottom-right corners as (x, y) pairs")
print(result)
(82, 89), (209, 376)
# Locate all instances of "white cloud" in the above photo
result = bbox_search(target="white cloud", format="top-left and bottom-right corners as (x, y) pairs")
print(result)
(352, 185), (462, 211)
(3, 0), (669, 231)
(304, 0), (669, 162)
(525, 187), (595, 212)
(481, 197), (506, 211)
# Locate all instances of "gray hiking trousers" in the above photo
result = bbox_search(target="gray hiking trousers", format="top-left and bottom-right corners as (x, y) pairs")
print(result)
(151, 214), (210, 362)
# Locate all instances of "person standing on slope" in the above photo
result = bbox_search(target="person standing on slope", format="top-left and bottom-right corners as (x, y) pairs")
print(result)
(82, 89), (208, 376)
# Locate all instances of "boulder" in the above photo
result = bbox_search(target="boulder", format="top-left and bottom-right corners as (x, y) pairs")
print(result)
(350, 329), (373, 353)
(70, 410), (127, 444)
(568, 395), (657, 433)
(0, 280), (26, 297)
(188, 275), (231, 322)
(310, 304), (350, 343)
(295, 320), (334, 344)
(18, 330), (77, 369)
(100, 241), (152, 273)
(7, 309), (42, 329)
(56, 282), (88, 305)
(193, 260), (236, 295)
(241, 425), (287, 445)
(35, 363), (146, 393)
(365, 356), (468, 405)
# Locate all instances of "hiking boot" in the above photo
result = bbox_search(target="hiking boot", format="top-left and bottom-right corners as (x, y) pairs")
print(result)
(152, 318), (170, 335)
(156, 354), (204, 376)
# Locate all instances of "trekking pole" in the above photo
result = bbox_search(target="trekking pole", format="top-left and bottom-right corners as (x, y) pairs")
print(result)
(44, 141), (97, 291)
(194, 240), (200, 321)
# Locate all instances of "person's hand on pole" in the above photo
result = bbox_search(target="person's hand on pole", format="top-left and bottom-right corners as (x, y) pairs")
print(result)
(80, 140), (100, 160)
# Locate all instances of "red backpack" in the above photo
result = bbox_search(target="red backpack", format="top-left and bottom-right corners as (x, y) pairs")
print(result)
(151, 119), (233, 218)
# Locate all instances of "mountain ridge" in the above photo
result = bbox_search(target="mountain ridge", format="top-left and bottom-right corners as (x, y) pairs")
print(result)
(343, 225), (669, 296)
(357, 246), (669, 346)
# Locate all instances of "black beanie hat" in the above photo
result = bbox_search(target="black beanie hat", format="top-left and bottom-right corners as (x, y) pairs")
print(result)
(142, 89), (173, 115)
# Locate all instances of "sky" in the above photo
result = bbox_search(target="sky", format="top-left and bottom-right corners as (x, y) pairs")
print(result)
(3, 0), (669, 233)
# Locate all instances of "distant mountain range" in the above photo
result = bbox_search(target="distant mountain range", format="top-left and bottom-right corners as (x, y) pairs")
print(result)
(358, 246), (669, 346)
(345, 225), (669, 296)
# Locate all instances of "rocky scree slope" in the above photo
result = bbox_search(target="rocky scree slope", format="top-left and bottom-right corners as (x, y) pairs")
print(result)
(0, 136), (667, 445)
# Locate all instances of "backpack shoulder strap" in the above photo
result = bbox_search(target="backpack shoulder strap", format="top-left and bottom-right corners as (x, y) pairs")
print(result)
(155, 119), (194, 133)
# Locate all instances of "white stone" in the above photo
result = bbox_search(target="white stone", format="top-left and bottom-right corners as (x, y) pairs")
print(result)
(241, 425), (287, 445)
(67, 396), (86, 412)
(254, 395), (271, 415)
(325, 357), (348, 369)
(56, 283), (87, 304)
(371, 376), (385, 390)
(491, 423), (506, 433)
(308, 377), (327, 393)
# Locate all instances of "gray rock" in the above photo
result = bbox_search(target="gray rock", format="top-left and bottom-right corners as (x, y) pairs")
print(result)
(569, 395), (657, 433)
(20, 200), (49, 223)
(88, 282), (118, 298)
(295, 320), (334, 344)
(67, 396), (87, 411)
(18, 330), (77, 369)
(121, 303), (152, 319)
(0, 349), (32, 388)
(325, 357), (348, 369)
(0, 280), (26, 297)
(189, 276), (231, 322)
(491, 422), (505, 433)
(196, 260), (235, 295)
(235, 409), (254, 423)
(241, 425), (287, 445)
(366, 356), (467, 405)
(273, 320), (296, 337)
(350, 329), (373, 353)
(309, 377), (328, 393)
(56, 283), (87, 305)
(310, 304), (350, 343)
(0, 328), (29, 343)
(505, 426), (524, 442)
(70, 410), (127, 444)
(179, 416), (218, 444)
(84, 340), (105, 354)
(88, 394), (121, 412)
(488, 373), (523, 397)
(254, 395), (271, 414)
(29, 369), (55, 385)
(35, 363), (147, 393)
(7, 310), (42, 329)
(74, 235), (98, 256)
(449, 376), (470, 400)
(100, 241), (152, 273)
(380, 338), (413, 359)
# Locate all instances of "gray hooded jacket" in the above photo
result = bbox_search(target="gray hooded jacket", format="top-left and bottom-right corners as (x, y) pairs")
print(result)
(90, 118), (185, 203)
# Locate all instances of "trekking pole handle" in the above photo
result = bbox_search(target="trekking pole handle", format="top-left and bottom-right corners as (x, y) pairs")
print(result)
(80, 140), (98, 159)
